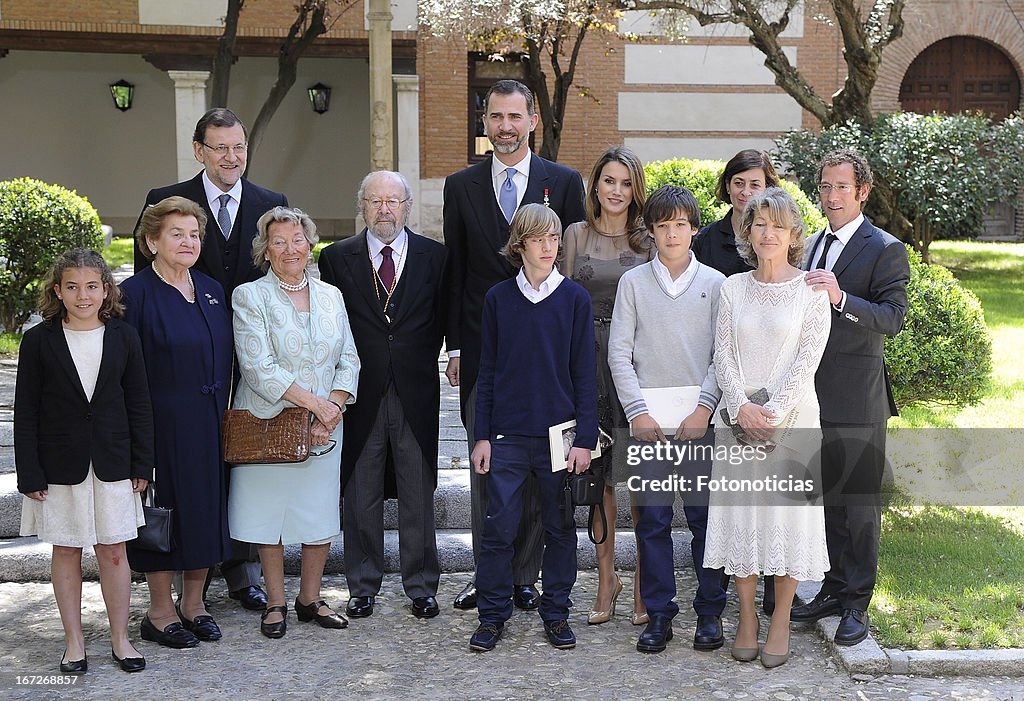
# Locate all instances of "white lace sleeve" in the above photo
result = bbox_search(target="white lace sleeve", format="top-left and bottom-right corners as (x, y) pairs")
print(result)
(713, 277), (750, 423)
(763, 285), (832, 422)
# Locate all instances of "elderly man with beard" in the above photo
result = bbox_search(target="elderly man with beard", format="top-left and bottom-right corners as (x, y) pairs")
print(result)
(318, 171), (449, 619)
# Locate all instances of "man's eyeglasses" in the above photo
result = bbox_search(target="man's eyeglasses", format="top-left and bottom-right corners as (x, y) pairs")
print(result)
(363, 197), (409, 210)
(202, 142), (248, 156)
(817, 183), (854, 194)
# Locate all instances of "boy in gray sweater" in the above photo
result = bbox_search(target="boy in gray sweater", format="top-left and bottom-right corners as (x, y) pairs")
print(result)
(607, 185), (726, 654)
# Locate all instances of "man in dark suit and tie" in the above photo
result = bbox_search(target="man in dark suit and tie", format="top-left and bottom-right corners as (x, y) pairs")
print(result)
(442, 79), (587, 610)
(134, 107), (288, 612)
(793, 148), (910, 646)
(318, 171), (448, 620)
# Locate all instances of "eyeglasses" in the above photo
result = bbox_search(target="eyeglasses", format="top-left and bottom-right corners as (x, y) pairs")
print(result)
(309, 440), (337, 458)
(363, 197), (409, 210)
(817, 183), (854, 194)
(202, 142), (248, 156)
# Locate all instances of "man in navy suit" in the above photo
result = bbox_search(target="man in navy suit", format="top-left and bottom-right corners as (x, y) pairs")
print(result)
(319, 171), (448, 620)
(134, 107), (288, 612)
(134, 108), (288, 305)
(442, 80), (586, 610)
(793, 148), (910, 646)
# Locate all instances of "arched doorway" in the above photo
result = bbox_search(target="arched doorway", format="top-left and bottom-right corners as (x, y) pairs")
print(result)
(900, 36), (1022, 239)
(899, 36), (1021, 119)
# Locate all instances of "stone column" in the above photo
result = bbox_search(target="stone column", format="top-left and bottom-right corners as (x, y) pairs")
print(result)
(167, 70), (210, 182)
(393, 74), (420, 232)
(367, 0), (393, 171)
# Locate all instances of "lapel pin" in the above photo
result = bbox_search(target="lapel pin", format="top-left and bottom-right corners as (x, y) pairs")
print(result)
(543, 188), (549, 207)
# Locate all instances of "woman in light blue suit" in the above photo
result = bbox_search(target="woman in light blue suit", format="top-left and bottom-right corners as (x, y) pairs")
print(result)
(229, 207), (360, 639)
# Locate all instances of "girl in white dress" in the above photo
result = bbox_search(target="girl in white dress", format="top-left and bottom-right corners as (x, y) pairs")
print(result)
(704, 189), (832, 668)
(16, 249), (153, 674)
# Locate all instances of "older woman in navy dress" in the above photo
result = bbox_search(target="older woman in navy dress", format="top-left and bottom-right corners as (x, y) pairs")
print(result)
(122, 196), (232, 649)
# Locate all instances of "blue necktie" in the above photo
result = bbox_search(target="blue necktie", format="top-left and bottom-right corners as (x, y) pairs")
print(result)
(499, 167), (518, 224)
(217, 193), (233, 239)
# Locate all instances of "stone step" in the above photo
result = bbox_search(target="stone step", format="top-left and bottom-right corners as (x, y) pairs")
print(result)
(0, 528), (696, 583)
(0, 469), (693, 538)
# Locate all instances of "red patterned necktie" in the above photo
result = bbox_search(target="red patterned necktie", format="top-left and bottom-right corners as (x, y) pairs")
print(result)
(378, 245), (395, 292)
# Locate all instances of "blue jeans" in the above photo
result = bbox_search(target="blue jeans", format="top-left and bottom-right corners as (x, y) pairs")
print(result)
(632, 426), (726, 619)
(476, 435), (577, 625)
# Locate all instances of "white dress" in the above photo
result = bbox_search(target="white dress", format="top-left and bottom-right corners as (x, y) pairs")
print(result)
(20, 325), (145, 548)
(703, 272), (832, 581)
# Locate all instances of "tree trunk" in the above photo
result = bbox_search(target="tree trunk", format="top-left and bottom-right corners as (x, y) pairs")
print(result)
(209, 0), (245, 108)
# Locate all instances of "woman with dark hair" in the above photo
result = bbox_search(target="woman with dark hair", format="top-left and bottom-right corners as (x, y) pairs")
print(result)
(693, 150), (780, 278)
(562, 145), (654, 626)
(122, 196), (233, 649)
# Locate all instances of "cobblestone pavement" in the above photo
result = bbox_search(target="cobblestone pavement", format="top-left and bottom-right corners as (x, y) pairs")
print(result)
(2, 572), (1022, 701)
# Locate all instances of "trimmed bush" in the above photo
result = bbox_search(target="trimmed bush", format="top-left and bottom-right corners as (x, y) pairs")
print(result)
(644, 157), (827, 235)
(0, 178), (103, 332)
(885, 246), (992, 408)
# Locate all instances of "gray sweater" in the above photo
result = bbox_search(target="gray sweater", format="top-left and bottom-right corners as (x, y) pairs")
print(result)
(607, 260), (725, 422)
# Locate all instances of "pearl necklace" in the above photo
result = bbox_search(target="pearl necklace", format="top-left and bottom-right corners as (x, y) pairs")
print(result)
(151, 262), (195, 303)
(278, 274), (309, 292)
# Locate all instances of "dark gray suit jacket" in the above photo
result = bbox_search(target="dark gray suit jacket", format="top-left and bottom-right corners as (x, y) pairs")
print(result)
(804, 217), (910, 424)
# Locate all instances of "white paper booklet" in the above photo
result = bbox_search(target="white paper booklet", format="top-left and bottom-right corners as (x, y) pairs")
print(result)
(548, 419), (602, 472)
(634, 386), (703, 435)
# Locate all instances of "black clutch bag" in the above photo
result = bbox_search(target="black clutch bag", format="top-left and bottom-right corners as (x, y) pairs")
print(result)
(132, 485), (174, 553)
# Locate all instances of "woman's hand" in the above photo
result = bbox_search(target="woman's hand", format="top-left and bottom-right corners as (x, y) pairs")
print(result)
(131, 478), (148, 493)
(312, 397), (342, 433)
(737, 402), (776, 442)
(311, 419), (331, 447)
(25, 489), (47, 502)
(630, 413), (666, 442)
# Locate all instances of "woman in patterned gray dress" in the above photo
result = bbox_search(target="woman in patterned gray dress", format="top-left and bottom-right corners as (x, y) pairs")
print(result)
(562, 146), (654, 626)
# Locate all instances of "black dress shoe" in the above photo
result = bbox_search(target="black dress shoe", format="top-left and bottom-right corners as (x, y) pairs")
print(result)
(60, 649), (88, 674)
(453, 582), (477, 610)
(176, 605), (222, 641)
(693, 614), (725, 650)
(411, 596), (440, 619)
(111, 650), (146, 673)
(834, 609), (870, 646)
(762, 575), (776, 616)
(636, 616), (674, 653)
(790, 592), (841, 622)
(346, 595), (375, 618)
(260, 605), (288, 639)
(513, 584), (540, 610)
(469, 622), (503, 651)
(543, 619), (576, 649)
(229, 585), (268, 611)
(295, 597), (348, 629)
(140, 616), (200, 649)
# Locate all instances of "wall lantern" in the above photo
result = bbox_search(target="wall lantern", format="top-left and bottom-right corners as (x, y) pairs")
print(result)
(109, 79), (134, 111)
(308, 83), (331, 114)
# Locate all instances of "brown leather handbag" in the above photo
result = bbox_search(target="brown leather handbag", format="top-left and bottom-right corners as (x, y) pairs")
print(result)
(222, 407), (313, 465)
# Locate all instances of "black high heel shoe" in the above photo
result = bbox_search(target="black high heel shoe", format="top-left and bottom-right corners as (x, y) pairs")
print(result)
(111, 649), (146, 673)
(261, 604), (288, 639)
(60, 649), (87, 675)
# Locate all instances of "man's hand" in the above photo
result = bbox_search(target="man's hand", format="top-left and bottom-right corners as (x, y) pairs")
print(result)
(630, 413), (666, 442)
(471, 439), (491, 474)
(445, 357), (461, 387)
(675, 405), (711, 441)
(566, 446), (592, 474)
(805, 269), (842, 306)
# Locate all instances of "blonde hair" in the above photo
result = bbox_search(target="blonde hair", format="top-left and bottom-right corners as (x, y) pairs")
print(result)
(136, 196), (208, 262)
(38, 248), (123, 324)
(500, 203), (563, 266)
(737, 187), (806, 267)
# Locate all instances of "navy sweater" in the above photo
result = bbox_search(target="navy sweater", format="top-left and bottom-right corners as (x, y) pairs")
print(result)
(474, 277), (599, 450)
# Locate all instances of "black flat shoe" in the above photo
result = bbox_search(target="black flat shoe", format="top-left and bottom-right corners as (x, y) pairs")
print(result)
(177, 605), (223, 641)
(295, 597), (348, 629)
(790, 592), (841, 622)
(834, 608), (870, 646)
(411, 596), (440, 619)
(346, 595), (375, 618)
(229, 585), (268, 611)
(60, 649), (87, 674)
(140, 616), (199, 649)
(693, 614), (725, 650)
(111, 650), (146, 673)
(453, 582), (477, 610)
(513, 584), (540, 610)
(636, 616), (674, 653)
(260, 604), (288, 639)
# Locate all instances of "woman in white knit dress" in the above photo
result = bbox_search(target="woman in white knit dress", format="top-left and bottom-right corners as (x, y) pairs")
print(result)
(704, 188), (831, 668)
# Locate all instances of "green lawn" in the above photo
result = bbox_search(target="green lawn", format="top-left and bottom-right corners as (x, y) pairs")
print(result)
(873, 241), (1024, 649)
(104, 237), (136, 269)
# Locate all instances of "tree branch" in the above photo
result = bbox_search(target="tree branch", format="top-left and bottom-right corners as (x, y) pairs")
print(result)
(210, 0), (245, 108)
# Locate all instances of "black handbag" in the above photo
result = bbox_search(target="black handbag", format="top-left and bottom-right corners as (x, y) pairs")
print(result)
(562, 462), (609, 545)
(132, 485), (174, 553)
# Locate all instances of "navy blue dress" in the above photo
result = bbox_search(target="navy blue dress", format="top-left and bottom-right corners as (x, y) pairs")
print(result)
(121, 267), (232, 572)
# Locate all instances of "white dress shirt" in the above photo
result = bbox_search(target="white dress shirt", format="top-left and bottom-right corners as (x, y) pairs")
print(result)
(814, 212), (863, 312)
(366, 227), (409, 288)
(491, 151), (531, 212)
(516, 266), (564, 304)
(651, 252), (699, 297)
(202, 172), (242, 233)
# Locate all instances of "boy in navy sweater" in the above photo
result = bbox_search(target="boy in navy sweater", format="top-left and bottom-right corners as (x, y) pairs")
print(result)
(469, 203), (598, 652)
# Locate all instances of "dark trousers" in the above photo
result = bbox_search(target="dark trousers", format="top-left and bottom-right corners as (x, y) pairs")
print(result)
(344, 384), (440, 599)
(819, 421), (887, 611)
(465, 383), (543, 585)
(476, 435), (577, 626)
(634, 426), (726, 619)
